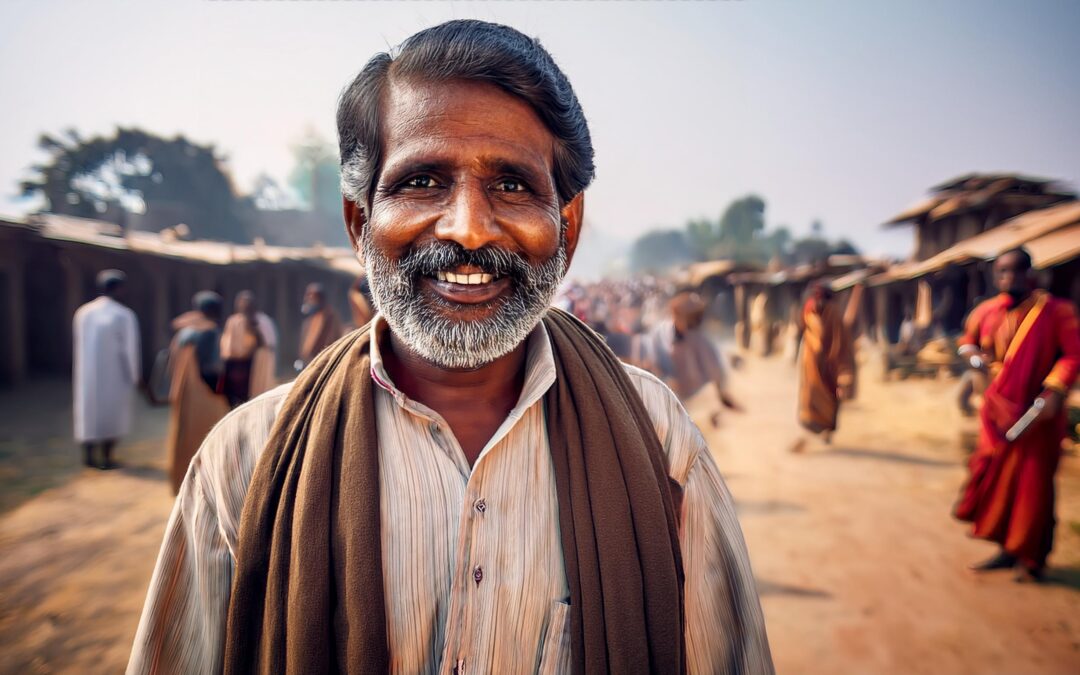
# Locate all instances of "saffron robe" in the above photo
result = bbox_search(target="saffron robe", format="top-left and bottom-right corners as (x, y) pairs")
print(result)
(796, 297), (852, 434)
(166, 322), (230, 494)
(220, 312), (277, 404)
(954, 292), (1080, 568)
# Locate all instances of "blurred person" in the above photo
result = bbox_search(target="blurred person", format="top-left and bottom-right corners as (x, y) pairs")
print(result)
(166, 291), (229, 494)
(219, 290), (277, 407)
(130, 21), (771, 675)
(347, 274), (375, 328)
(639, 291), (742, 427)
(791, 284), (852, 453)
(297, 282), (344, 368)
(72, 269), (140, 470)
(954, 248), (1080, 582)
(840, 283), (864, 401)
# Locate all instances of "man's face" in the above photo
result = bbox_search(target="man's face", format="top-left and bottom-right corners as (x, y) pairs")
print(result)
(236, 293), (254, 315)
(993, 252), (1031, 299)
(303, 287), (323, 309)
(348, 79), (582, 369)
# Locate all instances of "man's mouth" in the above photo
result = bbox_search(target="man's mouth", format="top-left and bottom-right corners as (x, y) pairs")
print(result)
(423, 265), (512, 305)
(435, 271), (496, 285)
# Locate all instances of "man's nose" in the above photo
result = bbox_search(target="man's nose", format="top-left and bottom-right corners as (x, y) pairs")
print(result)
(434, 182), (501, 250)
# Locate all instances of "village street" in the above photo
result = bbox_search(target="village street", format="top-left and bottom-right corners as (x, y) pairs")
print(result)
(1, 350), (1078, 673)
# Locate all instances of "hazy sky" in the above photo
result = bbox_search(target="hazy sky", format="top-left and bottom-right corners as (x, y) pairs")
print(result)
(2, 0), (1079, 259)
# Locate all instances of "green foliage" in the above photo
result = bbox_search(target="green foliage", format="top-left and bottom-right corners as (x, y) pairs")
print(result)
(628, 194), (860, 271)
(283, 131), (350, 247)
(629, 229), (697, 273)
(288, 132), (342, 216)
(21, 127), (251, 242)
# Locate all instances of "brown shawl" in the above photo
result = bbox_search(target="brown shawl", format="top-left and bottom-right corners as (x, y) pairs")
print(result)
(223, 308), (684, 674)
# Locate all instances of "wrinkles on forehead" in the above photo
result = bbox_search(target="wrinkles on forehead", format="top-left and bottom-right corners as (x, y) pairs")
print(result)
(376, 78), (558, 194)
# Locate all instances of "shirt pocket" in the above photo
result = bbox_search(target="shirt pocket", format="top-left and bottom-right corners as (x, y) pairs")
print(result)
(537, 600), (571, 675)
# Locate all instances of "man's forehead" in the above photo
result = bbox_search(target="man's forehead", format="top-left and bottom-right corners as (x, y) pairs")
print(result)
(995, 253), (1020, 269)
(380, 78), (556, 167)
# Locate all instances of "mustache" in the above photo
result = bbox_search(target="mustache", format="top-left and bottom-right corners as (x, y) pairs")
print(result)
(398, 241), (532, 283)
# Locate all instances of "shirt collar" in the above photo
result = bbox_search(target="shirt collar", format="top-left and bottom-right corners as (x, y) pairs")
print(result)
(367, 313), (557, 419)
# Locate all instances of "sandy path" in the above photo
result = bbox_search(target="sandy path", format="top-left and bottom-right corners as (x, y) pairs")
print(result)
(1, 355), (1078, 673)
(693, 352), (1080, 674)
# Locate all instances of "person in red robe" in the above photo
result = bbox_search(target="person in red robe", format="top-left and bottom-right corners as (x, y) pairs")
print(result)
(954, 248), (1080, 581)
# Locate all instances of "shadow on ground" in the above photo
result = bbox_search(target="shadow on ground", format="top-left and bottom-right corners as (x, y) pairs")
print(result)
(815, 447), (956, 468)
(756, 579), (832, 599)
(1043, 566), (1080, 593)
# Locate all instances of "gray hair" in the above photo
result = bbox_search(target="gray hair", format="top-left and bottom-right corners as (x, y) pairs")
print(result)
(337, 19), (595, 211)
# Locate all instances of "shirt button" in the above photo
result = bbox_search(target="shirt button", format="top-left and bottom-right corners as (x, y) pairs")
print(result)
(429, 422), (440, 435)
(473, 565), (483, 586)
(474, 498), (486, 513)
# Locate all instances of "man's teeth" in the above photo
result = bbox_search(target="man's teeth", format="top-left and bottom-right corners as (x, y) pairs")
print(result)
(436, 271), (495, 285)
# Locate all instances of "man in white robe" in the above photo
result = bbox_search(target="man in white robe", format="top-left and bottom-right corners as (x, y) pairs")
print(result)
(73, 269), (141, 469)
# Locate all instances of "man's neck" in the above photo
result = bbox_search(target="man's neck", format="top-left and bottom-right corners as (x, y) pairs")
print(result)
(1005, 289), (1033, 307)
(382, 329), (528, 464)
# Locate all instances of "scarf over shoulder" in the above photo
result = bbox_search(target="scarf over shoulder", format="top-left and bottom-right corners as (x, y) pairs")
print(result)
(223, 308), (685, 674)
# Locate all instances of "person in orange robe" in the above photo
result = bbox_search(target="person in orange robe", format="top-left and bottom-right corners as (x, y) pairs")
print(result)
(792, 284), (853, 452)
(166, 292), (230, 494)
(954, 248), (1080, 581)
(219, 291), (277, 407)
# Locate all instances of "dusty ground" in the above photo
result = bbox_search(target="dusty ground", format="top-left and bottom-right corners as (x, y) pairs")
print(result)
(687, 350), (1080, 675)
(1, 355), (1078, 673)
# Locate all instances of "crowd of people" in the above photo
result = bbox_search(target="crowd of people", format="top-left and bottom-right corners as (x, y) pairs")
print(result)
(71, 271), (373, 492)
(560, 248), (1080, 585)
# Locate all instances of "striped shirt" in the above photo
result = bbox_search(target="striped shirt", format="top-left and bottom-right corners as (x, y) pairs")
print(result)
(128, 316), (772, 674)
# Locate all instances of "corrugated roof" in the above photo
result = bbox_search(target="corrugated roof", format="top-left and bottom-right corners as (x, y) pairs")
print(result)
(870, 201), (1080, 284)
(682, 259), (738, 287)
(1025, 222), (1080, 270)
(16, 213), (364, 275)
(829, 266), (891, 291)
(883, 196), (947, 226)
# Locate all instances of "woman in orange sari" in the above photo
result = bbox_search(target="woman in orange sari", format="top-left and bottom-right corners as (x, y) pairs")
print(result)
(793, 284), (852, 451)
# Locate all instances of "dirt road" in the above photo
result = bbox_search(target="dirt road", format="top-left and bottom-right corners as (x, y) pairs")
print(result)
(692, 352), (1080, 675)
(1, 355), (1078, 673)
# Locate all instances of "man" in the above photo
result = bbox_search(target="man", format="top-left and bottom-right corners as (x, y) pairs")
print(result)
(130, 20), (771, 674)
(73, 269), (140, 470)
(165, 291), (230, 494)
(297, 282), (345, 368)
(792, 284), (852, 453)
(219, 290), (277, 407)
(954, 248), (1080, 582)
(638, 291), (742, 427)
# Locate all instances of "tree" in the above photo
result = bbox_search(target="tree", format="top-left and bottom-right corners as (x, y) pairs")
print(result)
(789, 221), (860, 265)
(289, 131), (342, 217)
(629, 229), (697, 273)
(21, 127), (251, 242)
(284, 131), (350, 247)
(714, 195), (767, 262)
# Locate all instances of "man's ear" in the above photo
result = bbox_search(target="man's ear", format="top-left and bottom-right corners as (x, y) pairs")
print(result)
(343, 197), (366, 260)
(560, 192), (585, 268)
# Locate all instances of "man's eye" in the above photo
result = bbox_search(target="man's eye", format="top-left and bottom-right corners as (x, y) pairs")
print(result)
(494, 178), (527, 193)
(404, 175), (437, 188)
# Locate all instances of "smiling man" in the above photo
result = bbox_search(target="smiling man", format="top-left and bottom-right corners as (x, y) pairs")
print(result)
(129, 20), (771, 675)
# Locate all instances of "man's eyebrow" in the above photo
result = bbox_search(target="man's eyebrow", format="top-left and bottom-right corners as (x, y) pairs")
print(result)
(377, 159), (453, 185)
(481, 158), (549, 186)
